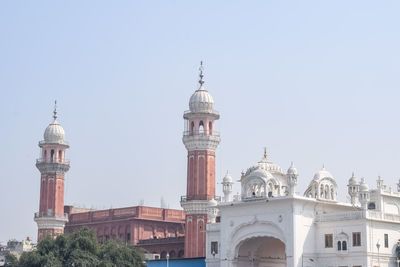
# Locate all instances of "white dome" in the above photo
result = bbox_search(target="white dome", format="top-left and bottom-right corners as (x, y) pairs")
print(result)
(287, 162), (298, 175)
(189, 86), (214, 113)
(359, 178), (369, 192)
(44, 119), (65, 143)
(245, 157), (285, 177)
(313, 167), (333, 181)
(223, 172), (233, 184)
(348, 173), (359, 185)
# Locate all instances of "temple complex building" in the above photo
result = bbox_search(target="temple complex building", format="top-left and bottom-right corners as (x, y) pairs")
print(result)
(34, 64), (400, 266)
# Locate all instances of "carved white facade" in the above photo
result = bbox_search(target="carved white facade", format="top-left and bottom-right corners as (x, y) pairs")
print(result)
(206, 155), (400, 267)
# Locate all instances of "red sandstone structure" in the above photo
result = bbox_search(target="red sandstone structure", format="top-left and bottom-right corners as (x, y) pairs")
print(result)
(180, 63), (220, 258)
(34, 104), (185, 257)
(34, 64), (220, 259)
(64, 205), (185, 257)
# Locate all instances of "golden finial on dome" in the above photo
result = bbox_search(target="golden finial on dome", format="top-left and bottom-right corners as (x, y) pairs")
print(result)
(264, 147), (267, 159)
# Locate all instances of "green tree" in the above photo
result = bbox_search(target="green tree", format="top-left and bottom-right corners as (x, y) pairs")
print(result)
(4, 252), (18, 267)
(16, 228), (145, 267)
(99, 240), (145, 267)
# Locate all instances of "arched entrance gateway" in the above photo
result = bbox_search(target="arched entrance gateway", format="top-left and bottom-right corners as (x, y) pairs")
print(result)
(228, 220), (288, 267)
(235, 236), (286, 267)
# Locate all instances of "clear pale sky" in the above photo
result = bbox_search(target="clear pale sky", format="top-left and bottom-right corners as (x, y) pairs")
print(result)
(1, 1), (400, 243)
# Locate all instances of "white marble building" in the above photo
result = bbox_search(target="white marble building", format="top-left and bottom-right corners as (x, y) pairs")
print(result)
(206, 153), (400, 267)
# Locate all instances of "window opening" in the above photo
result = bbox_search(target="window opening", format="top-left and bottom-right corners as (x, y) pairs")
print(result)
(211, 241), (218, 255)
(352, 232), (361, 246)
(325, 234), (333, 248)
(384, 233), (388, 248)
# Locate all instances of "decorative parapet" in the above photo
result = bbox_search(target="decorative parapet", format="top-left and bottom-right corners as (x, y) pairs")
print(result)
(180, 199), (210, 215)
(67, 206), (185, 224)
(39, 140), (69, 147)
(182, 134), (220, 151)
(34, 213), (69, 230)
(183, 110), (220, 119)
(180, 195), (221, 202)
(36, 160), (70, 173)
(315, 210), (400, 223)
(315, 211), (364, 222)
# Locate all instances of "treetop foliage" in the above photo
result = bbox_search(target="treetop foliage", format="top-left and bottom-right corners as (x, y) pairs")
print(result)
(5, 228), (145, 267)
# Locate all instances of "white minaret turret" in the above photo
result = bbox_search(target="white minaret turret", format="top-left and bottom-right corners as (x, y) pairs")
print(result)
(222, 171), (233, 202)
(286, 162), (298, 196)
(377, 176), (384, 192)
(359, 178), (370, 210)
(207, 198), (218, 224)
(348, 172), (359, 205)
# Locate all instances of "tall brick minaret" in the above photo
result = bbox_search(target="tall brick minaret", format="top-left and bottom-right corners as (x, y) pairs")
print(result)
(181, 63), (220, 258)
(34, 102), (70, 241)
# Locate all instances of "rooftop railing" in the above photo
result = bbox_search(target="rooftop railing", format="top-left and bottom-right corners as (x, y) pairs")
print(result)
(34, 212), (68, 220)
(137, 236), (184, 245)
(183, 110), (219, 115)
(180, 195), (221, 202)
(182, 131), (220, 137)
(36, 158), (70, 165)
(39, 140), (69, 146)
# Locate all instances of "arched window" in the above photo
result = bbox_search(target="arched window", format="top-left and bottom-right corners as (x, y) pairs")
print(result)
(44, 150), (47, 160)
(325, 185), (329, 199)
(160, 251), (167, 259)
(199, 121), (204, 134)
(368, 202), (376, 210)
(191, 122), (195, 135)
(320, 185), (324, 198)
(268, 182), (274, 197)
(58, 150), (62, 162)
(178, 250), (184, 258)
(169, 250), (176, 259)
(50, 149), (55, 162)
(342, 241), (347, 250)
(337, 241), (342, 251)
(208, 121), (213, 135)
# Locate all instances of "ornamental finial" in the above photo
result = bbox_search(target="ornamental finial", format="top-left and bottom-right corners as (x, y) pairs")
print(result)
(264, 147), (267, 159)
(53, 100), (57, 120)
(199, 61), (204, 87)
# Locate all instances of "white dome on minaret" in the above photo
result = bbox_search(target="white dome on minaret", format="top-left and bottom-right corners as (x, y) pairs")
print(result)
(359, 178), (369, 192)
(43, 102), (66, 144)
(223, 172), (233, 184)
(287, 162), (298, 175)
(189, 62), (215, 113)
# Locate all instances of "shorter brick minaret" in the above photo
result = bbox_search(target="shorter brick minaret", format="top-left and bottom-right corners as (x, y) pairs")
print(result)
(34, 102), (70, 241)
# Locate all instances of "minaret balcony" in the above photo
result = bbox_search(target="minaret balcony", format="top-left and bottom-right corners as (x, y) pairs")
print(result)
(38, 140), (69, 148)
(36, 158), (70, 173)
(181, 195), (221, 202)
(183, 110), (220, 120)
(34, 212), (68, 220)
(182, 132), (221, 151)
(183, 131), (220, 137)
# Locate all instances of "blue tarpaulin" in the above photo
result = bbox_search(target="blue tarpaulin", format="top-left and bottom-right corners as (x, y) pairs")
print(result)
(146, 257), (205, 267)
